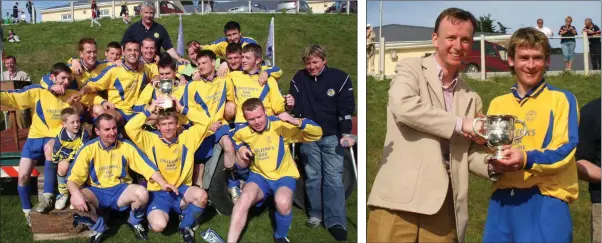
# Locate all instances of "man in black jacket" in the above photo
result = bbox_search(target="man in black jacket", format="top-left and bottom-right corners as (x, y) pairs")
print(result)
(289, 44), (355, 241)
(576, 97), (601, 243)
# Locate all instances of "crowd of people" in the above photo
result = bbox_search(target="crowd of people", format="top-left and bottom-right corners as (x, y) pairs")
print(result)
(534, 16), (600, 70)
(1, 2), (355, 243)
(368, 7), (600, 243)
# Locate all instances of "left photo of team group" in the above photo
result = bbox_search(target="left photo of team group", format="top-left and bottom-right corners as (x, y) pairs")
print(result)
(0, 1), (358, 243)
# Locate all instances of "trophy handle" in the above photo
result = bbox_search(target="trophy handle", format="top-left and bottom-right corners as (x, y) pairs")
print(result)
(514, 119), (528, 140)
(472, 117), (488, 139)
(153, 80), (160, 90)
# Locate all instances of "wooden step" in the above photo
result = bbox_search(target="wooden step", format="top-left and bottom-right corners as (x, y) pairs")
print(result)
(30, 209), (92, 241)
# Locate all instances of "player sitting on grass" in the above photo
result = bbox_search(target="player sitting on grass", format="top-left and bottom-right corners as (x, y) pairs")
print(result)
(227, 98), (322, 243)
(0, 62), (83, 223)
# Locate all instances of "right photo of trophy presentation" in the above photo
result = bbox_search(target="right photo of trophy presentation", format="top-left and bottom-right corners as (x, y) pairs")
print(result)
(365, 1), (601, 243)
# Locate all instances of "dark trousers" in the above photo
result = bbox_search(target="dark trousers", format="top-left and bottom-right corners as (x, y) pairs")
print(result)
(590, 43), (601, 70)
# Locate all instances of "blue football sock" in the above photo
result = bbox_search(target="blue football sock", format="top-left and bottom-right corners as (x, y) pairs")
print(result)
(128, 208), (146, 225)
(227, 173), (240, 187)
(274, 211), (293, 239)
(91, 216), (106, 233)
(43, 161), (57, 194)
(17, 185), (32, 210)
(180, 204), (204, 229)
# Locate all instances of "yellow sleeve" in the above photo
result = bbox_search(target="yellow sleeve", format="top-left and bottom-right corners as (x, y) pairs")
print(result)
(67, 145), (92, 186)
(279, 118), (323, 143)
(229, 126), (248, 152)
(133, 84), (154, 112)
(0, 85), (39, 110)
(124, 111), (155, 152)
(86, 66), (116, 92)
(123, 140), (158, 180)
(144, 64), (159, 79)
(262, 65), (283, 80)
(524, 93), (580, 175)
(91, 95), (106, 106)
(181, 107), (211, 150)
(226, 77), (235, 101)
(267, 78), (285, 114)
(201, 42), (227, 57)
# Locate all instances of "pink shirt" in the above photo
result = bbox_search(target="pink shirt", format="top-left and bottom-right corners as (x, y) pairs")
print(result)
(434, 57), (463, 169)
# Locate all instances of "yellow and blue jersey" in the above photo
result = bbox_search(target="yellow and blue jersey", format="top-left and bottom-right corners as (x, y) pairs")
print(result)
(125, 107), (210, 191)
(143, 60), (159, 79)
(52, 128), (91, 163)
(225, 64), (283, 81)
(229, 71), (286, 123)
(202, 36), (257, 58)
(0, 85), (79, 138)
(67, 138), (158, 188)
(86, 64), (150, 115)
(229, 116), (322, 180)
(487, 81), (580, 202)
(180, 73), (234, 128)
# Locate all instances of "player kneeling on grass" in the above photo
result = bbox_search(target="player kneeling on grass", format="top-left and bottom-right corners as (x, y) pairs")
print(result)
(125, 97), (211, 243)
(227, 98), (322, 243)
(0, 63), (83, 224)
(51, 107), (91, 210)
(67, 114), (177, 243)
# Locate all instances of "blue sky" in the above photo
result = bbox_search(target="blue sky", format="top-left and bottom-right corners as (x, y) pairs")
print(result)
(367, 1), (601, 52)
(2, 1), (66, 22)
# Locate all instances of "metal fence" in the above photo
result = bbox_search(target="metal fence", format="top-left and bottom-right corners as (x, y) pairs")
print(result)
(369, 33), (601, 80)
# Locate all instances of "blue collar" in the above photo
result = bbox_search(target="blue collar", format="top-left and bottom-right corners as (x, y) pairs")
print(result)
(511, 79), (547, 104)
(98, 139), (118, 151)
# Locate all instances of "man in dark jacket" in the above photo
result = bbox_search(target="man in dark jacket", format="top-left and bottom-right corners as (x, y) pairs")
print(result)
(289, 44), (355, 241)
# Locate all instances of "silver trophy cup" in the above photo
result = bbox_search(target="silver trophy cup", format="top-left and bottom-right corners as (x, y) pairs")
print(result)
(153, 79), (179, 109)
(473, 115), (527, 160)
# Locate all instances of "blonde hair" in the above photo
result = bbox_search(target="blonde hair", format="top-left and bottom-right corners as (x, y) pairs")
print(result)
(565, 16), (572, 22)
(507, 27), (551, 73)
(302, 44), (327, 63)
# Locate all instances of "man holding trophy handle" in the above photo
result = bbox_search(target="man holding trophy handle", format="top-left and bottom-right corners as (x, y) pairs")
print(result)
(479, 27), (579, 242)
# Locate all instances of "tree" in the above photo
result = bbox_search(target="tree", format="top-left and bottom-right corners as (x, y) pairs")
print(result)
(476, 14), (510, 34)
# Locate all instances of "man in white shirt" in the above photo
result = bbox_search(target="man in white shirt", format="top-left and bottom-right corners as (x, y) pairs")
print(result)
(2, 56), (31, 82)
(535, 18), (553, 38)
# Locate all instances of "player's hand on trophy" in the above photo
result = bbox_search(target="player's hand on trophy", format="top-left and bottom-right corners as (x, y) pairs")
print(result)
(50, 84), (66, 96)
(490, 145), (524, 172)
(102, 101), (115, 110)
(217, 62), (229, 77)
(149, 98), (164, 112)
(258, 71), (269, 86)
(71, 193), (88, 212)
(171, 95), (183, 112)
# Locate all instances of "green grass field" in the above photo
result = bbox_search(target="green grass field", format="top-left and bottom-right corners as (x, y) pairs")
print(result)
(1, 14), (357, 242)
(367, 73), (601, 242)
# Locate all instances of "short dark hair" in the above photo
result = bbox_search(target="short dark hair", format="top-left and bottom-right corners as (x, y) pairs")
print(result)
(123, 40), (140, 49)
(224, 21), (241, 33)
(50, 62), (73, 76)
(242, 98), (264, 113)
(78, 37), (97, 52)
(196, 50), (216, 61)
(157, 53), (176, 71)
(434, 8), (477, 35)
(242, 43), (262, 59)
(60, 107), (78, 121)
(94, 113), (115, 128)
(4, 55), (16, 62)
(226, 43), (243, 55)
(106, 41), (121, 50)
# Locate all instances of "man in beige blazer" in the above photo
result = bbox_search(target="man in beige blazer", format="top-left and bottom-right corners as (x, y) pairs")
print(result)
(367, 8), (499, 242)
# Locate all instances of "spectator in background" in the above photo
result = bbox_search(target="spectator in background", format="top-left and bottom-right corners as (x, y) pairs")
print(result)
(90, 0), (102, 27)
(584, 18), (601, 70)
(535, 18), (553, 38)
(559, 16), (577, 71)
(366, 24), (376, 74)
(120, 0), (131, 24)
(26, 1), (33, 23)
(13, 2), (19, 23)
(192, 0), (199, 13)
(20, 11), (26, 23)
(575, 97), (601, 243)
(8, 29), (21, 43)
(3, 55), (32, 129)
